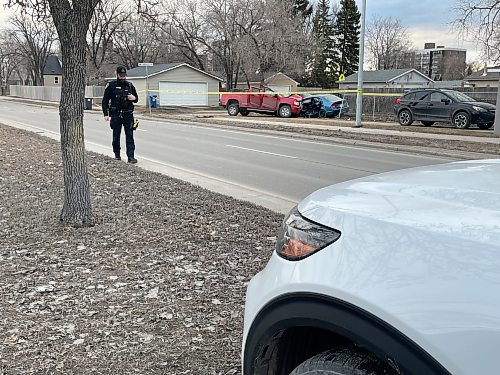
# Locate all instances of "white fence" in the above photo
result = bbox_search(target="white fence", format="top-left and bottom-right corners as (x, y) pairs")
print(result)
(9, 85), (104, 102)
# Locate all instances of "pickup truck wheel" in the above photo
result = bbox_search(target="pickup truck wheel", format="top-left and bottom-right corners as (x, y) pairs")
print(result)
(240, 109), (249, 116)
(227, 103), (240, 116)
(278, 105), (292, 118)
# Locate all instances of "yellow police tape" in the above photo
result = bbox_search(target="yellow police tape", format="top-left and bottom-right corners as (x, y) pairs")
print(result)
(90, 89), (403, 100)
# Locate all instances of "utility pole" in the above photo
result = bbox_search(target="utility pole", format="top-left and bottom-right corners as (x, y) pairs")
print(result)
(355, 0), (367, 128)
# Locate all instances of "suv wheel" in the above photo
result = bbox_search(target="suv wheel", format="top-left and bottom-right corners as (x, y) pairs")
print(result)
(227, 102), (240, 116)
(278, 105), (292, 118)
(453, 111), (471, 129)
(398, 109), (413, 126)
(290, 346), (399, 375)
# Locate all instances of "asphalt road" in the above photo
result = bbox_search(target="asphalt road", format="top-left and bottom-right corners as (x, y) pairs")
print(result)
(0, 98), (454, 212)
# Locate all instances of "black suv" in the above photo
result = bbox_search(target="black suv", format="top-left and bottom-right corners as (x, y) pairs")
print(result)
(394, 89), (496, 129)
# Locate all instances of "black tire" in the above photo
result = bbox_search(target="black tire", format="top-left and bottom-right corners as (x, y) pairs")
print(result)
(477, 122), (493, 130)
(290, 346), (399, 375)
(453, 111), (471, 129)
(240, 109), (249, 116)
(319, 109), (327, 118)
(398, 109), (413, 126)
(227, 102), (239, 116)
(421, 121), (434, 127)
(278, 105), (292, 118)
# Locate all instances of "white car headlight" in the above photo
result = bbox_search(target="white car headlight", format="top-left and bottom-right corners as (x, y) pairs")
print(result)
(276, 206), (341, 260)
(472, 105), (487, 112)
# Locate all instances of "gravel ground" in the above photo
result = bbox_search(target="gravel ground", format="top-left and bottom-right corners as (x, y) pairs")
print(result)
(0, 123), (283, 374)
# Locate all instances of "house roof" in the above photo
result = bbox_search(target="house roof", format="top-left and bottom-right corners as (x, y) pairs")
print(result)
(465, 68), (500, 81)
(341, 69), (433, 84)
(242, 71), (299, 85)
(121, 63), (223, 81)
(43, 55), (62, 75)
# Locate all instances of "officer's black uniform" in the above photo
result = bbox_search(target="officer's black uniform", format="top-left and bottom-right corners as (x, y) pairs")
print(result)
(102, 66), (139, 163)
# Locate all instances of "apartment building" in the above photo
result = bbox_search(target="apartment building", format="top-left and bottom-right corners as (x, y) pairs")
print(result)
(404, 43), (467, 81)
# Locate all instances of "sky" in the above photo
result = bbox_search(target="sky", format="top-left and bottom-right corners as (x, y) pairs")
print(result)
(358, 0), (482, 62)
(0, 0), (483, 63)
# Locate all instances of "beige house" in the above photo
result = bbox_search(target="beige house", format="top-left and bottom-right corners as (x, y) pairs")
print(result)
(464, 67), (500, 88)
(115, 63), (223, 107)
(234, 72), (300, 93)
(43, 55), (63, 87)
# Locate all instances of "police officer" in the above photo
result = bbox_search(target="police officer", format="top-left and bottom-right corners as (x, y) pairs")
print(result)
(102, 66), (139, 163)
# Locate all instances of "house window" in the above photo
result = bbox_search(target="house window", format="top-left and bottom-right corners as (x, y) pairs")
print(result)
(54, 77), (59, 84)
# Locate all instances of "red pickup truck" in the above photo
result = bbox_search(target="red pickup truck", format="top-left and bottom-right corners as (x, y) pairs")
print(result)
(220, 86), (302, 118)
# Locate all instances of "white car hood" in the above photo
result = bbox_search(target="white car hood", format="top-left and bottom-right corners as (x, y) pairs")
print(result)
(299, 159), (500, 245)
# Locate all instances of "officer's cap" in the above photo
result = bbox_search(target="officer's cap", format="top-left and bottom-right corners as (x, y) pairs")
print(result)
(116, 66), (127, 77)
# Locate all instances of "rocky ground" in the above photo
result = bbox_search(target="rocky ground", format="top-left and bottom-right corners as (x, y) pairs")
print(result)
(0, 123), (282, 374)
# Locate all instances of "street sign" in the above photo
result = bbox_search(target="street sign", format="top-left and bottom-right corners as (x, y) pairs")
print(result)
(339, 74), (346, 81)
(138, 63), (153, 67)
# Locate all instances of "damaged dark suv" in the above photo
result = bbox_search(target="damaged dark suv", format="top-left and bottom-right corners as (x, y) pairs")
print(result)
(394, 89), (496, 129)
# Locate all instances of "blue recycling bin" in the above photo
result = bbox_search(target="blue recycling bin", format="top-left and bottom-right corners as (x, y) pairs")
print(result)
(149, 94), (157, 108)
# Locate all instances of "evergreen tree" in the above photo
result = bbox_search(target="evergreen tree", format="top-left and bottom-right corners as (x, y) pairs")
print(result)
(334, 0), (361, 77)
(292, 0), (313, 19)
(309, 0), (338, 87)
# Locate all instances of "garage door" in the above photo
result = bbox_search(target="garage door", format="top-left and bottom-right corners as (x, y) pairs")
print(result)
(159, 82), (208, 106)
(268, 85), (291, 94)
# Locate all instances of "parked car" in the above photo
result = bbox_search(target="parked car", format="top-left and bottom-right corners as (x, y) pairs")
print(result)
(394, 89), (496, 129)
(243, 159), (500, 375)
(220, 86), (302, 118)
(301, 94), (349, 118)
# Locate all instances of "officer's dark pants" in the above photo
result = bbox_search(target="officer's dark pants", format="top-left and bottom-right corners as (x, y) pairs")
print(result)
(110, 112), (135, 158)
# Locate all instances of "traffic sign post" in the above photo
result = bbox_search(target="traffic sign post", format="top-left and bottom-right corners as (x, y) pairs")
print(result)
(139, 63), (154, 114)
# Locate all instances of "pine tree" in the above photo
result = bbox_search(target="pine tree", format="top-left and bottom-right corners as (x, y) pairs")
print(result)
(334, 0), (361, 77)
(309, 0), (338, 87)
(292, 0), (313, 19)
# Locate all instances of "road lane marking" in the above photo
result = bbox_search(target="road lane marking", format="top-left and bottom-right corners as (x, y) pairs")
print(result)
(226, 145), (297, 159)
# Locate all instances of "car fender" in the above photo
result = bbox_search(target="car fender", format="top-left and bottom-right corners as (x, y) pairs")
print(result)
(243, 292), (452, 375)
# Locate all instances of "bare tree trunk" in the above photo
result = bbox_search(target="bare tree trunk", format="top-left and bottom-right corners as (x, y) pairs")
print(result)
(51, 1), (95, 227)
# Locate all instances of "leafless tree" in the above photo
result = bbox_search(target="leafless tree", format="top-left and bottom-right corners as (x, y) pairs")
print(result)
(8, 14), (57, 85)
(112, 9), (164, 69)
(366, 16), (414, 70)
(453, 0), (500, 62)
(236, 0), (310, 85)
(86, 2), (130, 83)
(0, 31), (19, 93)
(147, 0), (309, 88)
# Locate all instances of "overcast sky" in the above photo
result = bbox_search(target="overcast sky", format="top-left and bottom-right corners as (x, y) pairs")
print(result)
(359, 0), (482, 62)
(0, 0), (483, 63)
